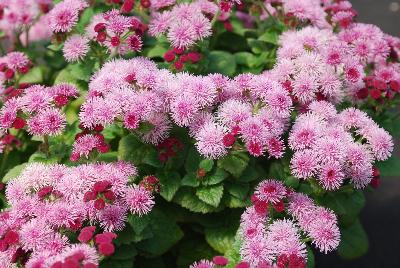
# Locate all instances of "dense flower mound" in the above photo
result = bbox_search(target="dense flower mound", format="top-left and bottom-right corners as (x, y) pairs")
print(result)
(149, 0), (216, 49)
(192, 179), (340, 268)
(289, 101), (393, 189)
(0, 0), (398, 267)
(0, 0), (51, 40)
(0, 162), (154, 266)
(0, 82), (78, 136)
(84, 9), (146, 56)
(240, 180), (339, 265)
(48, 0), (88, 33)
(76, 57), (292, 160)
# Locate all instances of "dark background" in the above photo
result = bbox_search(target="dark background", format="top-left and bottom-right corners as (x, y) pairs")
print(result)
(316, 1), (400, 267)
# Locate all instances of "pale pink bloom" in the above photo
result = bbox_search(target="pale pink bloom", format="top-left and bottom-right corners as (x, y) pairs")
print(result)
(190, 259), (214, 268)
(318, 161), (345, 190)
(71, 134), (101, 158)
(241, 235), (272, 266)
(167, 20), (197, 48)
(28, 108), (66, 136)
(98, 204), (127, 231)
(5, 52), (30, 71)
(255, 180), (286, 204)
(141, 113), (171, 145)
(195, 122), (227, 159)
(217, 99), (252, 128)
(50, 83), (79, 98)
(265, 219), (307, 258)
(125, 185), (155, 216)
(188, 112), (214, 137)
(292, 73), (319, 103)
(151, 0), (176, 10)
(290, 149), (318, 179)
(170, 94), (199, 126)
(63, 34), (90, 62)
(49, 4), (79, 33)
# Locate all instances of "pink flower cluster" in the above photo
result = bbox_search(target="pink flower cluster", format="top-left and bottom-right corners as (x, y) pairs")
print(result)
(0, 162), (154, 266)
(263, 0), (356, 29)
(0, 0), (51, 39)
(85, 9), (146, 55)
(0, 82), (78, 136)
(148, 0), (216, 49)
(0, 52), (31, 92)
(77, 57), (291, 159)
(48, 0), (88, 33)
(238, 179), (339, 267)
(289, 101), (393, 190)
(267, 26), (363, 105)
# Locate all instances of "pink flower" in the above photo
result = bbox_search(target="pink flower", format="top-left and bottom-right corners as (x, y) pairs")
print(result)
(318, 161), (345, 190)
(167, 20), (197, 49)
(27, 108), (66, 136)
(49, 5), (79, 33)
(290, 149), (318, 179)
(255, 180), (286, 204)
(190, 259), (214, 268)
(125, 185), (155, 216)
(63, 34), (90, 62)
(195, 122), (227, 159)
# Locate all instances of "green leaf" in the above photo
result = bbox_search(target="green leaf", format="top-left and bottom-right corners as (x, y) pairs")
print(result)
(214, 32), (249, 52)
(19, 67), (43, 84)
(54, 69), (79, 85)
(225, 233), (242, 268)
(337, 219), (369, 259)
(196, 184), (224, 207)
(237, 163), (260, 182)
(173, 187), (220, 213)
(118, 134), (162, 168)
(203, 168), (229, 186)
(100, 259), (134, 268)
(218, 152), (249, 178)
(322, 190), (365, 226)
(234, 52), (258, 68)
(205, 225), (237, 254)
(157, 171), (181, 201)
(181, 172), (200, 187)
(284, 175), (299, 188)
(69, 61), (94, 82)
(224, 194), (249, 208)
(128, 214), (151, 235)
(258, 30), (278, 45)
(226, 182), (249, 200)
(199, 159), (214, 172)
(177, 239), (219, 268)
(97, 152), (118, 162)
(76, 8), (94, 33)
(185, 148), (202, 173)
(137, 209), (183, 256)
(2, 163), (27, 183)
(146, 44), (168, 58)
(306, 245), (315, 268)
(112, 243), (137, 260)
(207, 51), (237, 76)
(375, 156), (400, 177)
(247, 38), (268, 54)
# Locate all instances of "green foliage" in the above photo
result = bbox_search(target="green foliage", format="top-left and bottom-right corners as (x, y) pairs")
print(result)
(137, 209), (184, 256)
(218, 152), (249, 178)
(338, 219), (369, 259)
(207, 51), (237, 76)
(196, 184), (224, 207)
(2, 163), (27, 183)
(205, 225), (238, 254)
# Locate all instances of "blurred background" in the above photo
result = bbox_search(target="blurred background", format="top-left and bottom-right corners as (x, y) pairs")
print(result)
(316, 2), (400, 267)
